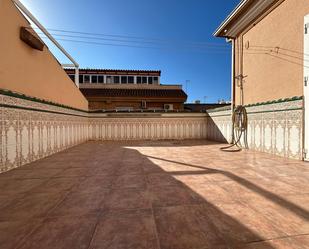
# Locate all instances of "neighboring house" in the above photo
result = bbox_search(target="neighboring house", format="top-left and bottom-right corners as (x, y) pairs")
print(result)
(184, 103), (230, 112)
(212, 0), (309, 160)
(65, 68), (187, 111)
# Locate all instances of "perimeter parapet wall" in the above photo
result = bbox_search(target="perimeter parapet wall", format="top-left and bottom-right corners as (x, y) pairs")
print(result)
(206, 97), (303, 159)
(0, 91), (207, 172)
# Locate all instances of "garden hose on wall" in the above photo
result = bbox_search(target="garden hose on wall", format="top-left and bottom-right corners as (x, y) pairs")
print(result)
(220, 105), (248, 152)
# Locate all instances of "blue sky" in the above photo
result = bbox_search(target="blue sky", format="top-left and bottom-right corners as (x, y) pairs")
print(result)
(20, 0), (239, 103)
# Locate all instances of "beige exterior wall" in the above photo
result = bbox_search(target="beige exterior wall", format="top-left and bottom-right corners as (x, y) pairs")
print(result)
(234, 0), (309, 105)
(0, 0), (88, 110)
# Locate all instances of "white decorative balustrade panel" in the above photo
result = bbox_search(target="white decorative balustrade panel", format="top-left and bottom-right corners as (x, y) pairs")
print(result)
(88, 116), (207, 141)
(0, 93), (208, 172)
(206, 98), (303, 160)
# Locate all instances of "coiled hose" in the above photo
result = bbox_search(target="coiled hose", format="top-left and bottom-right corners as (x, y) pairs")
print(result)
(220, 105), (248, 152)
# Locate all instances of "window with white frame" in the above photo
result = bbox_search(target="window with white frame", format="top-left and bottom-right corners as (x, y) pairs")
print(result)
(106, 76), (112, 84)
(142, 76), (147, 84)
(84, 75), (90, 83)
(114, 76), (120, 84)
(128, 76), (134, 84)
(91, 75), (98, 83)
(98, 75), (104, 83)
(121, 76), (127, 84)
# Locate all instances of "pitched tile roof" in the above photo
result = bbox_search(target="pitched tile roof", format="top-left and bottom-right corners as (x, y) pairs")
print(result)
(65, 68), (161, 75)
(80, 88), (187, 99)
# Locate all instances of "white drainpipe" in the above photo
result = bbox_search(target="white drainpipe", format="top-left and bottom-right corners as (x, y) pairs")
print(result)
(227, 37), (235, 144)
(13, 0), (79, 87)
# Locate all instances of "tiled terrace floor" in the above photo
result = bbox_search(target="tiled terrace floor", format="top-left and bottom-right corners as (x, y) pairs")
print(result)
(0, 140), (309, 249)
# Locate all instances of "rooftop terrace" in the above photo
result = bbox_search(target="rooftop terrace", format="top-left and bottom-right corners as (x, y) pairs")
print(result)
(0, 140), (308, 249)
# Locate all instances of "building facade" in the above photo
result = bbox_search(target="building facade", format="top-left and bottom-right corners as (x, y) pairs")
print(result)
(212, 0), (309, 160)
(65, 68), (187, 111)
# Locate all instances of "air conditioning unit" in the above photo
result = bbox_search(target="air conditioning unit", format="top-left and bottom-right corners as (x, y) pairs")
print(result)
(164, 104), (173, 111)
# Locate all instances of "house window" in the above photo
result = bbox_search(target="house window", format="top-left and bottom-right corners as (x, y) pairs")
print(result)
(121, 76), (127, 84)
(142, 77), (147, 84)
(128, 76), (134, 84)
(136, 76), (142, 84)
(98, 75), (104, 83)
(148, 77), (153, 84)
(91, 75), (98, 83)
(79, 75), (84, 83)
(153, 77), (159, 84)
(84, 75), (90, 83)
(114, 76), (120, 84)
(106, 76), (112, 84)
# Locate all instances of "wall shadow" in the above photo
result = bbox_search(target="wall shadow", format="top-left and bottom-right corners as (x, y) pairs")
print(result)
(146, 154), (309, 221)
(0, 141), (296, 248)
(117, 145), (278, 248)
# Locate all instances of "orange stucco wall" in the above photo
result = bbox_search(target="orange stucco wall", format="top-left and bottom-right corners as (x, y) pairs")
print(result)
(234, 0), (309, 105)
(0, 0), (88, 110)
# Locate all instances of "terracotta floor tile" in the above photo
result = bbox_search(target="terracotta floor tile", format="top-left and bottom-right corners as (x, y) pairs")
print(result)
(238, 235), (309, 249)
(189, 183), (236, 204)
(243, 199), (309, 236)
(48, 189), (109, 217)
(0, 141), (309, 249)
(56, 167), (92, 177)
(115, 165), (143, 175)
(17, 215), (98, 249)
(91, 167), (118, 176)
(0, 169), (32, 179)
(89, 209), (158, 249)
(0, 178), (46, 195)
(150, 185), (204, 207)
(0, 219), (42, 249)
(142, 161), (166, 174)
(25, 160), (73, 169)
(10, 168), (64, 179)
(0, 193), (64, 221)
(147, 173), (181, 186)
(30, 177), (84, 194)
(112, 174), (146, 189)
(201, 202), (286, 245)
(73, 176), (115, 192)
(154, 205), (228, 249)
(282, 194), (309, 212)
(105, 188), (151, 210)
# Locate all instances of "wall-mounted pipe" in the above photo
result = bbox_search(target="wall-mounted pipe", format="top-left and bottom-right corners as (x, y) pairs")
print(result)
(226, 37), (235, 143)
(13, 0), (79, 87)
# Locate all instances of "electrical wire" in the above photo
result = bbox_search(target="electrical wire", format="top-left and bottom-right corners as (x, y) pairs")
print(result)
(28, 27), (309, 59)
(40, 36), (264, 53)
(29, 27), (230, 48)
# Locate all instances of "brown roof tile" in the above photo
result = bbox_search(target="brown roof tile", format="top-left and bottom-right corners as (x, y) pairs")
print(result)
(80, 88), (187, 99)
(65, 68), (161, 76)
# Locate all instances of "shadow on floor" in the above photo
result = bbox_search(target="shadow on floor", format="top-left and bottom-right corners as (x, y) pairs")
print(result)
(0, 141), (307, 248)
(146, 155), (309, 221)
